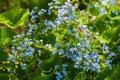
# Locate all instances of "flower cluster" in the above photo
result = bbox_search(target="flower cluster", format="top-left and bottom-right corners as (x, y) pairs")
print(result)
(8, 0), (117, 79)
(101, 0), (116, 6)
(55, 64), (68, 80)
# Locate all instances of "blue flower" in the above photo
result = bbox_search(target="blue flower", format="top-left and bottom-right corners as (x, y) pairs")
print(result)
(12, 48), (17, 55)
(22, 63), (27, 70)
(117, 45), (120, 51)
(11, 56), (16, 63)
(55, 71), (63, 80)
(20, 53), (25, 57)
(27, 46), (35, 52)
(62, 68), (67, 77)
(99, 8), (106, 16)
(106, 60), (112, 70)
(38, 9), (47, 15)
(102, 44), (109, 53)
(101, 0), (109, 5)
(110, 0), (116, 6)
(48, 2), (53, 6)
(25, 52), (33, 57)
(69, 14), (76, 20)
(109, 52), (116, 58)
(47, 9), (52, 15)
(17, 46), (23, 51)
(58, 49), (64, 55)
(62, 64), (68, 67)
(55, 65), (60, 69)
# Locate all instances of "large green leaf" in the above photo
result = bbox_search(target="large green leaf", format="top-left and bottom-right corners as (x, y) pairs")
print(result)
(34, 74), (54, 80)
(0, 48), (8, 61)
(29, 68), (42, 80)
(40, 54), (62, 72)
(0, 73), (9, 80)
(0, 28), (16, 46)
(0, 8), (29, 28)
(97, 68), (113, 80)
(29, 0), (51, 9)
(95, 19), (106, 35)
(99, 25), (120, 44)
(109, 62), (120, 79)
(9, 74), (18, 80)
(97, 62), (120, 80)
(112, 16), (120, 22)
(35, 33), (56, 46)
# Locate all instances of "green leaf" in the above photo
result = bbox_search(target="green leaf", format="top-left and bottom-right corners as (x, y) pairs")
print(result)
(10, 0), (21, 7)
(95, 20), (106, 35)
(29, 68), (42, 80)
(34, 67), (56, 80)
(0, 73), (9, 80)
(34, 74), (54, 80)
(1, 63), (12, 69)
(54, 28), (67, 40)
(112, 16), (120, 21)
(0, 48), (8, 61)
(0, 28), (16, 46)
(41, 50), (52, 60)
(99, 25), (120, 44)
(97, 68), (112, 80)
(9, 74), (18, 80)
(108, 62), (120, 80)
(29, 0), (51, 10)
(0, 8), (29, 28)
(35, 33), (56, 46)
(40, 54), (62, 73)
(110, 25), (120, 42)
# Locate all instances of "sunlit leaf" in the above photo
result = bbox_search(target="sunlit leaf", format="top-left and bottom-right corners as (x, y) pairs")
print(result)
(99, 25), (120, 43)
(0, 28), (16, 46)
(0, 8), (29, 28)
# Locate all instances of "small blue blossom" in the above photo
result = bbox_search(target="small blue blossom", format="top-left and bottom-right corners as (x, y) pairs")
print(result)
(62, 64), (68, 67)
(27, 46), (35, 52)
(62, 68), (67, 77)
(55, 65), (60, 69)
(58, 49), (64, 55)
(22, 63), (27, 70)
(55, 71), (63, 80)
(112, 10), (119, 15)
(11, 56), (16, 63)
(110, 0), (116, 6)
(38, 9), (47, 15)
(106, 60), (112, 70)
(103, 44), (109, 53)
(69, 14), (76, 20)
(12, 49), (17, 55)
(99, 8), (106, 16)
(109, 52), (116, 58)
(20, 53), (25, 57)
(102, 0), (109, 5)
(47, 9), (52, 15)
(30, 10), (35, 16)
(117, 45), (120, 51)
(25, 52), (33, 57)
(10, 69), (16, 73)
(17, 46), (23, 51)
(48, 2), (53, 6)
(69, 47), (77, 52)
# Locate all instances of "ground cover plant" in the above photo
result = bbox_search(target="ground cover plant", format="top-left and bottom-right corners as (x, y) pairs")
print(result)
(0, 0), (120, 80)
